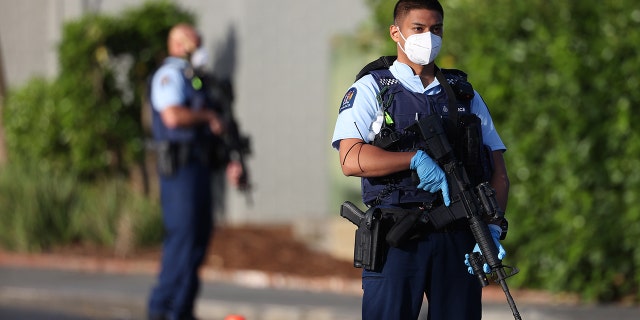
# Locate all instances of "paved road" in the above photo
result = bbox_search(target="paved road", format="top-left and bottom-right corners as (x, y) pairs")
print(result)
(1, 266), (638, 320)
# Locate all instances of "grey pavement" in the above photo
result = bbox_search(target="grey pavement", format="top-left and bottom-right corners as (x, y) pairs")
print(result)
(1, 266), (639, 320)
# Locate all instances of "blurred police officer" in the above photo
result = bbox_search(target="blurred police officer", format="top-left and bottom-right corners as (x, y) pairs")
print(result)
(331, 1), (510, 319)
(147, 23), (242, 320)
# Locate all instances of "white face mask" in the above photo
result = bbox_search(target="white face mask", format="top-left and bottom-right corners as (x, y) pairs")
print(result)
(190, 47), (209, 69)
(397, 29), (442, 65)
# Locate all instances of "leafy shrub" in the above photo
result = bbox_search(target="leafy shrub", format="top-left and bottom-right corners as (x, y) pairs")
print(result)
(0, 163), (162, 252)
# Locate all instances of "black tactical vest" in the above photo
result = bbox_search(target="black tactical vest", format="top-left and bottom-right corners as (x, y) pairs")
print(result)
(358, 57), (491, 206)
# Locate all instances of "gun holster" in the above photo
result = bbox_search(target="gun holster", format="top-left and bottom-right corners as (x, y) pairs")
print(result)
(156, 141), (179, 177)
(156, 141), (222, 177)
(385, 209), (423, 248)
(354, 207), (389, 272)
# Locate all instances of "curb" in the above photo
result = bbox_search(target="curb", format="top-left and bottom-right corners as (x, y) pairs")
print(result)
(0, 250), (363, 296)
(0, 250), (562, 306)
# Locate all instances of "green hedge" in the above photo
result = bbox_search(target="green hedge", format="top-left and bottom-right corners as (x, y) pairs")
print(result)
(0, 164), (162, 252)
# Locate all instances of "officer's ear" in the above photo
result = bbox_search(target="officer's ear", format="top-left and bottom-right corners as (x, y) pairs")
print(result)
(390, 24), (401, 44)
(183, 32), (200, 56)
(183, 40), (197, 56)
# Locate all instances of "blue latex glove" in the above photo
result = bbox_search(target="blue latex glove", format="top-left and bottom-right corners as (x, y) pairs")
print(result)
(464, 224), (506, 274)
(410, 150), (450, 206)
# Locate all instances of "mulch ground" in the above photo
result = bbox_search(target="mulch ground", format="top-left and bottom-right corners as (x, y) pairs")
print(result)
(33, 224), (362, 280)
(206, 225), (361, 279)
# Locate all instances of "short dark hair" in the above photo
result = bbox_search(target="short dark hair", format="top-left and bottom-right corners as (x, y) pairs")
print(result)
(393, 0), (444, 24)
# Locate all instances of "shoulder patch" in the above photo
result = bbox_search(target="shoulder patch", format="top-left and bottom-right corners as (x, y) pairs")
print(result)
(339, 87), (357, 114)
(160, 75), (172, 86)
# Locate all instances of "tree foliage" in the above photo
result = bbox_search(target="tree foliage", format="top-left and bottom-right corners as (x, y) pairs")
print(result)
(3, 0), (195, 179)
(362, 0), (640, 302)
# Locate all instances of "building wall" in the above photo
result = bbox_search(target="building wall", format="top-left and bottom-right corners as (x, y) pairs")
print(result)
(0, 0), (369, 224)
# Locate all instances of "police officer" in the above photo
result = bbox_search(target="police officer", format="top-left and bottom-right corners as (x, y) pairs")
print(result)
(331, 1), (510, 319)
(147, 23), (242, 320)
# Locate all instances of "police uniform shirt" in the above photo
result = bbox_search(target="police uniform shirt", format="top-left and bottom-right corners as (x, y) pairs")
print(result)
(332, 60), (506, 153)
(151, 57), (193, 112)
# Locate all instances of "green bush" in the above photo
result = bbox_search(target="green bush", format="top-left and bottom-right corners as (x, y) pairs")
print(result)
(0, 164), (76, 251)
(444, 1), (640, 303)
(0, 163), (163, 252)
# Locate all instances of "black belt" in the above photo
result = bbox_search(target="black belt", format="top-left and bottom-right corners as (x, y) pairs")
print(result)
(422, 218), (469, 233)
(173, 142), (210, 165)
(382, 205), (468, 235)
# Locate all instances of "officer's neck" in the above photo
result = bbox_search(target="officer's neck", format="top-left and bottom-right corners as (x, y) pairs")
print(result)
(416, 64), (436, 87)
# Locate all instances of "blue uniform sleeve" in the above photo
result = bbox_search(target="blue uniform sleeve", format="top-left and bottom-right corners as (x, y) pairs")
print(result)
(331, 75), (381, 150)
(471, 90), (506, 152)
(151, 66), (186, 112)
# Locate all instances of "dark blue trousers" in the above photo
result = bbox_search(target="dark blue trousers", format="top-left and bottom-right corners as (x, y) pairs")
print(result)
(362, 230), (482, 320)
(148, 162), (213, 320)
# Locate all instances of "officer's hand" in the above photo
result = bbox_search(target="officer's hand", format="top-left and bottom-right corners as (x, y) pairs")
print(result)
(208, 113), (224, 135)
(464, 224), (506, 274)
(226, 161), (244, 188)
(410, 150), (450, 206)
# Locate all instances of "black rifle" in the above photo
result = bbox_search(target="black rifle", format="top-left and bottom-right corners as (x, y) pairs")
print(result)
(409, 114), (522, 320)
(197, 70), (253, 204)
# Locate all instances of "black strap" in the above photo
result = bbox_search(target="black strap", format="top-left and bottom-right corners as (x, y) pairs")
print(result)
(355, 56), (398, 81)
(435, 67), (460, 126)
